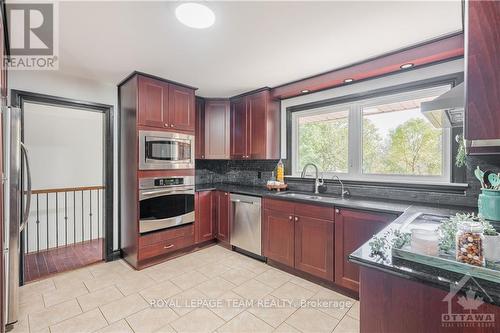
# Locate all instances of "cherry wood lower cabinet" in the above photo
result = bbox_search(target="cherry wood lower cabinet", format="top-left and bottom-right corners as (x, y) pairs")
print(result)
(138, 224), (194, 261)
(335, 208), (396, 292)
(262, 198), (334, 280)
(215, 191), (230, 243)
(195, 191), (215, 243)
(360, 266), (500, 333)
(263, 206), (295, 267)
(295, 215), (334, 281)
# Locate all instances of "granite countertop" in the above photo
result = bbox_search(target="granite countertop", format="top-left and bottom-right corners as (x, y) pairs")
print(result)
(195, 182), (411, 214)
(349, 204), (500, 306)
(197, 182), (500, 306)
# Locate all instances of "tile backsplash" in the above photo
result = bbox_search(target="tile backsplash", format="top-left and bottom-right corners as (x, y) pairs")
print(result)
(195, 155), (500, 208)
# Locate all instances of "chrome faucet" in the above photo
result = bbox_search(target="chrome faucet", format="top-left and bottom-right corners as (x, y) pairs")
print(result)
(301, 163), (321, 194)
(332, 175), (349, 199)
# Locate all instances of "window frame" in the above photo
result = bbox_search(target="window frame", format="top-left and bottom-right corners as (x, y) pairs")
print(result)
(291, 84), (453, 184)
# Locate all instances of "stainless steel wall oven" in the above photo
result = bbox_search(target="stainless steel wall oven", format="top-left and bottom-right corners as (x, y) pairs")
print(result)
(139, 176), (195, 233)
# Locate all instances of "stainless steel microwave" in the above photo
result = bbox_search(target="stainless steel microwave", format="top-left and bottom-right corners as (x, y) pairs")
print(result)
(139, 130), (195, 170)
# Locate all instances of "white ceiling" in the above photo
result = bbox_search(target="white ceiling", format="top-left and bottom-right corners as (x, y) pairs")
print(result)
(56, 1), (462, 97)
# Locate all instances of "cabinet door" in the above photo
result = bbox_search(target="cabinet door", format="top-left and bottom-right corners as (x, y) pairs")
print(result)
(195, 97), (205, 159)
(205, 100), (230, 159)
(335, 208), (396, 292)
(169, 84), (195, 132)
(247, 91), (267, 159)
(216, 191), (230, 243)
(465, 0), (500, 153)
(230, 97), (248, 159)
(195, 191), (215, 243)
(262, 208), (295, 267)
(138, 76), (169, 129)
(294, 215), (334, 281)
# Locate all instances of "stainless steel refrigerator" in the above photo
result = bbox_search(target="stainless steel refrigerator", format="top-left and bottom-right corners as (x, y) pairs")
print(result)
(3, 105), (31, 326)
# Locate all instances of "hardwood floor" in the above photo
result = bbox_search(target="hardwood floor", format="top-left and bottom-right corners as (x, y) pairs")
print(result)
(24, 238), (104, 283)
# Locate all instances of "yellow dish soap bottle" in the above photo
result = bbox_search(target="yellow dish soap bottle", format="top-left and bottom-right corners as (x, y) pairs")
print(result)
(276, 159), (284, 183)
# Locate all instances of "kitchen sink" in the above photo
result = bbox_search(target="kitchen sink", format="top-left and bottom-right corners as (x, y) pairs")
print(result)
(276, 192), (333, 201)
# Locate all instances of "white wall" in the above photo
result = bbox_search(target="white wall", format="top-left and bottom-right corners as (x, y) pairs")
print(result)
(280, 58), (465, 159)
(9, 70), (119, 251)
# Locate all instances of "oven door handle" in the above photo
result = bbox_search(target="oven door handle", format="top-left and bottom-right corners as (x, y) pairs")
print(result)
(140, 188), (194, 200)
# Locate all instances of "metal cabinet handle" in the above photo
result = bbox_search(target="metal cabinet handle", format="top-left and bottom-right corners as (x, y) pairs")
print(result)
(164, 244), (174, 249)
(294, 216), (299, 222)
(164, 123), (169, 127)
(224, 192), (228, 196)
(335, 209), (340, 214)
(289, 215), (293, 221)
(170, 124), (174, 128)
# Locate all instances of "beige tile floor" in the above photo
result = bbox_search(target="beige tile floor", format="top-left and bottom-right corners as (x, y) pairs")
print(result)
(13, 245), (359, 333)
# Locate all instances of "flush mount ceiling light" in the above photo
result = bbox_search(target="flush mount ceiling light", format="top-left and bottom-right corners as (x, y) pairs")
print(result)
(343, 78), (354, 83)
(175, 3), (215, 29)
(400, 63), (414, 69)
(301, 89), (310, 94)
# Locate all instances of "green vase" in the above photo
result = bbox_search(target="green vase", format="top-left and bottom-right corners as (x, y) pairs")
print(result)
(479, 189), (500, 221)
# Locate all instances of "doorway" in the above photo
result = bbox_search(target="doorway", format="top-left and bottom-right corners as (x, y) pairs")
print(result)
(11, 90), (114, 284)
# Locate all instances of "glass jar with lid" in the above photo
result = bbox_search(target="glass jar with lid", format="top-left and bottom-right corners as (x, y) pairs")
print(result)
(456, 221), (485, 266)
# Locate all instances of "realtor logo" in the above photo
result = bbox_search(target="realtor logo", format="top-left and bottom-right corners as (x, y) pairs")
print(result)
(5, 2), (58, 69)
(441, 274), (495, 328)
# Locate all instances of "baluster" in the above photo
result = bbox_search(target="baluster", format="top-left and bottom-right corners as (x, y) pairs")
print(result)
(89, 190), (93, 241)
(25, 208), (29, 253)
(81, 190), (84, 243)
(36, 194), (40, 252)
(46, 193), (49, 250)
(73, 191), (76, 244)
(55, 192), (59, 248)
(97, 189), (100, 240)
(64, 191), (68, 246)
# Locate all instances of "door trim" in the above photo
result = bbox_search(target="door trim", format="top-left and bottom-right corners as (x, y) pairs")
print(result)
(10, 90), (115, 280)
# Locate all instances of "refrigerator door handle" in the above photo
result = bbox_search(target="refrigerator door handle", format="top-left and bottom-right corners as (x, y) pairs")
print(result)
(20, 142), (32, 232)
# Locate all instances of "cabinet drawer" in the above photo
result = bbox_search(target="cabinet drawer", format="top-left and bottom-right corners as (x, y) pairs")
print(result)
(294, 202), (334, 221)
(139, 224), (194, 248)
(138, 233), (194, 261)
(263, 198), (295, 214)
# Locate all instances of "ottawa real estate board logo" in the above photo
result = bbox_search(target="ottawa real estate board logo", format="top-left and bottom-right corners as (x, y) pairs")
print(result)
(5, 2), (58, 70)
(442, 274), (495, 328)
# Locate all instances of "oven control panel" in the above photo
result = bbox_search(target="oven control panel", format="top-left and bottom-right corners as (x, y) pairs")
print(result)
(139, 176), (195, 189)
(154, 178), (183, 186)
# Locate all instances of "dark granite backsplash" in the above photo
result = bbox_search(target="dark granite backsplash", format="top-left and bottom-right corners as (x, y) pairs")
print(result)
(195, 159), (280, 186)
(195, 155), (500, 208)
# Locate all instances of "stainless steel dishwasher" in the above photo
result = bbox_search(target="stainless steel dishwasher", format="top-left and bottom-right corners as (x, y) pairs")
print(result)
(230, 194), (262, 256)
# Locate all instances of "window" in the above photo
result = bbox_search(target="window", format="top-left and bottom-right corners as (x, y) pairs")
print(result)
(296, 108), (349, 173)
(291, 85), (452, 183)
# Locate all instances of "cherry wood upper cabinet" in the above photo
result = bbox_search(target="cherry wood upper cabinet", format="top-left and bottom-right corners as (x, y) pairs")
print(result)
(137, 76), (169, 129)
(465, 0), (500, 154)
(195, 97), (205, 159)
(169, 84), (195, 132)
(215, 191), (230, 243)
(195, 191), (215, 243)
(131, 73), (196, 132)
(205, 100), (230, 159)
(230, 96), (248, 159)
(334, 208), (397, 292)
(230, 89), (280, 160)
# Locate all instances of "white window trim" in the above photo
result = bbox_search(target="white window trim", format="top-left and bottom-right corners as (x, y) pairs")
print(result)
(291, 85), (452, 184)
